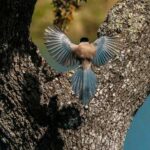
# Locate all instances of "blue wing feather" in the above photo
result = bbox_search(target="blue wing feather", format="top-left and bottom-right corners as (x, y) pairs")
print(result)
(44, 26), (79, 68)
(92, 36), (121, 66)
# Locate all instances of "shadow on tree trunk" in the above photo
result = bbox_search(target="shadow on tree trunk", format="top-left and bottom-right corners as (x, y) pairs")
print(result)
(0, 139), (10, 150)
(21, 73), (84, 150)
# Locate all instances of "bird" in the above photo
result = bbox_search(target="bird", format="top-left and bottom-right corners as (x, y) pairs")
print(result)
(43, 26), (121, 106)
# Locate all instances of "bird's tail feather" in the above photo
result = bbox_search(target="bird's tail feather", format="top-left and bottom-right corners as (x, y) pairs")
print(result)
(72, 67), (97, 105)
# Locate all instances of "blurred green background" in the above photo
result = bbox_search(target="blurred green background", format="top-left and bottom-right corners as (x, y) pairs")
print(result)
(30, 0), (117, 72)
(30, 0), (118, 49)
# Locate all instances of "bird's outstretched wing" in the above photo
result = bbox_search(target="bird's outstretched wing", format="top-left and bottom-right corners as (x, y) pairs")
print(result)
(92, 36), (122, 66)
(44, 26), (79, 67)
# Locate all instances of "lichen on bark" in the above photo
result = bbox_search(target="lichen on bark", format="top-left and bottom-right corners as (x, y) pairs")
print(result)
(0, 0), (150, 150)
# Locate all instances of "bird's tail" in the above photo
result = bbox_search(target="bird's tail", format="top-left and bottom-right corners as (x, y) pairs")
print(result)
(72, 67), (97, 105)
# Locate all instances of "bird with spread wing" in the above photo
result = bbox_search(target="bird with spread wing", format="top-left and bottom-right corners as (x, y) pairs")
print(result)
(43, 26), (121, 106)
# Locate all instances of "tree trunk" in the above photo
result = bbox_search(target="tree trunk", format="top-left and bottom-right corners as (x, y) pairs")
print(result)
(0, 0), (150, 150)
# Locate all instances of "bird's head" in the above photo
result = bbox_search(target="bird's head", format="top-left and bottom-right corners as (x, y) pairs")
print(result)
(80, 37), (89, 43)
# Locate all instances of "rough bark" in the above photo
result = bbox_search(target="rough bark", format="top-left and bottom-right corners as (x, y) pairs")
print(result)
(0, 0), (150, 150)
